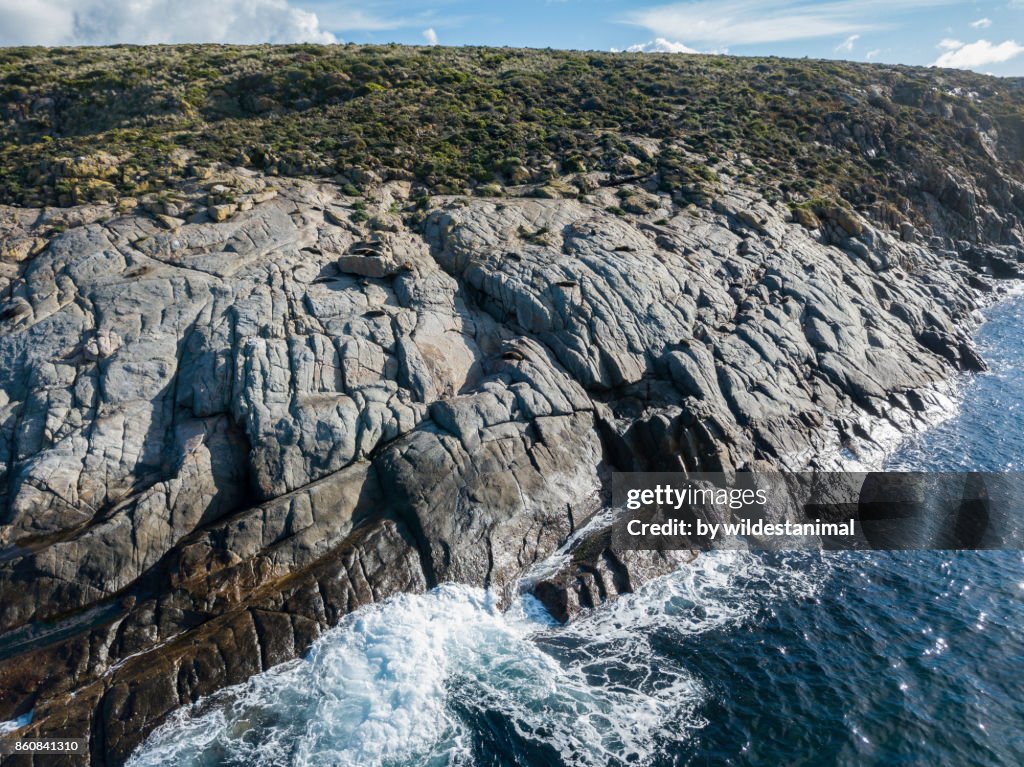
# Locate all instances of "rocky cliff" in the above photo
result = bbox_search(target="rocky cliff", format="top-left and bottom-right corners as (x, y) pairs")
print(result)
(0, 46), (1023, 765)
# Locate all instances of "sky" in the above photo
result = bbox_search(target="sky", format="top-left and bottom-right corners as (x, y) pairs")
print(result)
(0, 0), (1023, 76)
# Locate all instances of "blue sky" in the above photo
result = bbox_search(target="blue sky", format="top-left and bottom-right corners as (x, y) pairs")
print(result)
(1, 0), (1023, 75)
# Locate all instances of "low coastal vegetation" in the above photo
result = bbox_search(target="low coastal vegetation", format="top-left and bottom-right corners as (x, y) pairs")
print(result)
(0, 44), (1022, 235)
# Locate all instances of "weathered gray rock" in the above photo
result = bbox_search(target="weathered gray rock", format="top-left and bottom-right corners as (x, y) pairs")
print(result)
(336, 231), (431, 277)
(0, 168), (1015, 764)
(532, 532), (698, 623)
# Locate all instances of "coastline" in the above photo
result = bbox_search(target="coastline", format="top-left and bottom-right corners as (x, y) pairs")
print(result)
(1, 44), (1024, 763)
(873, 280), (1024, 470)
(821, 278), (1024, 472)
(1, 181), (1017, 760)
(526, 275), (1024, 620)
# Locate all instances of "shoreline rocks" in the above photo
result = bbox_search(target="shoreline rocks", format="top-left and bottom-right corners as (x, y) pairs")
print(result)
(0, 168), (1020, 764)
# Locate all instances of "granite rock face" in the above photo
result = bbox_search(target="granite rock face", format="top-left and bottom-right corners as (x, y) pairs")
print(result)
(0, 167), (1017, 763)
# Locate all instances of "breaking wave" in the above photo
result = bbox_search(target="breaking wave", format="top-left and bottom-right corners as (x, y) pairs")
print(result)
(128, 552), (827, 767)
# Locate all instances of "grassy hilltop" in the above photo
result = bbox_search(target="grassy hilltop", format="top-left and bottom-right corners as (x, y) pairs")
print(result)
(1, 44), (1023, 236)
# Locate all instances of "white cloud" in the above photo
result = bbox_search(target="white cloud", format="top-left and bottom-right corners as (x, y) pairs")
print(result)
(836, 33), (860, 52)
(618, 37), (699, 53)
(620, 0), (956, 47)
(0, 0), (336, 45)
(938, 38), (964, 49)
(970, 17), (992, 29)
(0, 0), (74, 45)
(422, 27), (438, 45)
(932, 38), (1024, 69)
(304, 3), (407, 32)
(866, 48), (882, 59)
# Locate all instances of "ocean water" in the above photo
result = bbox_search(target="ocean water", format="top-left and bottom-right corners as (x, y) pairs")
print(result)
(129, 294), (1024, 767)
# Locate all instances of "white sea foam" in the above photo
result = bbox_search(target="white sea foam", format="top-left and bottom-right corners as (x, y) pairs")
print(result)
(0, 711), (32, 735)
(129, 551), (829, 767)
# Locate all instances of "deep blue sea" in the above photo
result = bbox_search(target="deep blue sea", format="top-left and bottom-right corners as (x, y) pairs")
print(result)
(129, 294), (1024, 767)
